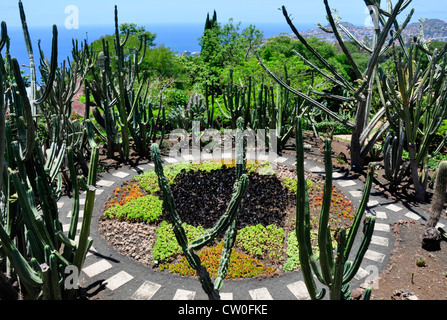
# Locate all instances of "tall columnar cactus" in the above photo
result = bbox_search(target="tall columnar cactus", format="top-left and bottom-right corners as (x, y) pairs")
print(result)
(257, 0), (412, 171)
(0, 125), (99, 299)
(151, 117), (248, 300)
(295, 117), (376, 300)
(0, 10), (99, 299)
(88, 5), (148, 161)
(380, 37), (447, 202)
(383, 130), (408, 188)
(422, 161), (447, 251)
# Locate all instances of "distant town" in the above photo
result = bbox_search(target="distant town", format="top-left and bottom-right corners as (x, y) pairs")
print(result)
(298, 18), (447, 43)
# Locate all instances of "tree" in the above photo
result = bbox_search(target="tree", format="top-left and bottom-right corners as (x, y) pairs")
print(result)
(198, 11), (263, 90)
(119, 23), (156, 47)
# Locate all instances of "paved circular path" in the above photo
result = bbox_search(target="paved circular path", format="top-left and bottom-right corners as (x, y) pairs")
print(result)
(57, 152), (445, 300)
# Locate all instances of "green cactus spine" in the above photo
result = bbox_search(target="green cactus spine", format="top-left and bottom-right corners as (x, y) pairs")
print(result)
(295, 117), (375, 300)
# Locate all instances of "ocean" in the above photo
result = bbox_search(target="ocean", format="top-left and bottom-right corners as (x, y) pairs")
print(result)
(5, 22), (314, 80)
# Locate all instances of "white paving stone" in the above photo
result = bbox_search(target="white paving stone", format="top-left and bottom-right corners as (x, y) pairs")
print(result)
(105, 271), (134, 291)
(349, 190), (363, 198)
(112, 171), (130, 179)
(375, 211), (388, 219)
(405, 211), (421, 220)
(364, 250), (386, 263)
(275, 156), (288, 163)
(131, 281), (162, 300)
(83, 260), (113, 278)
(386, 204), (403, 212)
(130, 166), (145, 172)
(309, 166), (324, 172)
(86, 246), (96, 257)
(374, 223), (391, 232)
(220, 292), (233, 300)
(286, 281), (311, 300)
(337, 180), (357, 187)
(173, 289), (196, 300)
(249, 288), (273, 300)
(57, 201), (65, 209)
(201, 153), (214, 160)
(354, 267), (370, 280)
(182, 154), (195, 161)
(163, 157), (177, 164)
(367, 200), (379, 207)
(97, 179), (114, 187)
(332, 172), (345, 178)
(371, 235), (389, 247)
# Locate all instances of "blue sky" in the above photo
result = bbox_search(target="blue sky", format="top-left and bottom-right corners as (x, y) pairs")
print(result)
(1, 0), (446, 29)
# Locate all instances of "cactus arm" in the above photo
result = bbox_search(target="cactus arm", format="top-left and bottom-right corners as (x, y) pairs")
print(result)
(318, 138), (335, 286)
(280, 6), (355, 91)
(342, 216), (376, 284)
(0, 21), (7, 51)
(10, 169), (55, 251)
(151, 143), (219, 299)
(213, 118), (246, 290)
(18, 0), (37, 104)
(190, 118), (248, 251)
(49, 253), (62, 300)
(189, 175), (248, 251)
(35, 25), (57, 105)
(344, 163), (375, 258)
(0, 52), (5, 195)
(11, 58), (35, 161)
(255, 52), (355, 128)
(67, 147), (80, 240)
(0, 224), (42, 288)
(295, 117), (326, 300)
(73, 146), (99, 272)
(322, 0), (363, 80)
(214, 218), (237, 291)
(330, 228), (347, 300)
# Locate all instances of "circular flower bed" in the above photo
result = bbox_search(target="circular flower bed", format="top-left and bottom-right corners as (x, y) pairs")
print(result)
(98, 161), (355, 279)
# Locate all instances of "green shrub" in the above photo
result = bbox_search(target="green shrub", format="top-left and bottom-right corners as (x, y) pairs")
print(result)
(153, 221), (205, 262)
(236, 224), (284, 261)
(281, 177), (314, 194)
(284, 229), (319, 271)
(133, 170), (160, 194)
(104, 194), (163, 223)
(284, 230), (300, 272)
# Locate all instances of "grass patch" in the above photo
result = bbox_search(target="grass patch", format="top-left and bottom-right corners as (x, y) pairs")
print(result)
(104, 194), (163, 223)
(236, 224), (284, 261)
